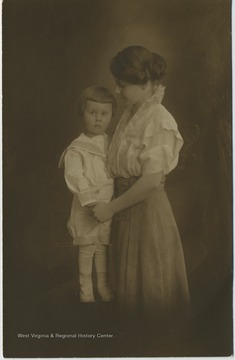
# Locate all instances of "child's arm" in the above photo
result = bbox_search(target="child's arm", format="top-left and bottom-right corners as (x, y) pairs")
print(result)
(64, 149), (97, 207)
(93, 172), (163, 222)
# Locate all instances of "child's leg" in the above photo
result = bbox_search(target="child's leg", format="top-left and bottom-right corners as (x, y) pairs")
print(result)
(94, 244), (113, 302)
(78, 244), (96, 303)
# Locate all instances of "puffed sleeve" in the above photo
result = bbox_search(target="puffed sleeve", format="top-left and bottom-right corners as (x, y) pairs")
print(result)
(139, 112), (183, 176)
(63, 148), (96, 206)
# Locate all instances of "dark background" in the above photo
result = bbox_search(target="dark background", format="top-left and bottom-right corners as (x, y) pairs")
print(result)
(3, 0), (232, 357)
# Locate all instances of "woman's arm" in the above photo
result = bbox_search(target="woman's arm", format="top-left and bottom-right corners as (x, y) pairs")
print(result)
(93, 172), (163, 222)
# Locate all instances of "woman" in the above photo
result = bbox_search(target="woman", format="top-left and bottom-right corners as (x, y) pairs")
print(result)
(93, 46), (190, 325)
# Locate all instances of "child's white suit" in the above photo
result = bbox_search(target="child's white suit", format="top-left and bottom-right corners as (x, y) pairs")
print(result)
(59, 133), (114, 302)
(59, 133), (114, 245)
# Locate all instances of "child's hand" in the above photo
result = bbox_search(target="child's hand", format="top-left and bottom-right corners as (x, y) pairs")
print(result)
(92, 202), (114, 222)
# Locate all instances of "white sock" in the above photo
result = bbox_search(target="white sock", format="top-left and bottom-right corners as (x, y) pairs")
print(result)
(78, 244), (96, 302)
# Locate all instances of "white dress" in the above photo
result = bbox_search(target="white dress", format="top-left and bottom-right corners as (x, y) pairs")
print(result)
(59, 133), (114, 245)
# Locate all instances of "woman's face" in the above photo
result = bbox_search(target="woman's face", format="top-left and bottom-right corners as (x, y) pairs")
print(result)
(115, 80), (146, 106)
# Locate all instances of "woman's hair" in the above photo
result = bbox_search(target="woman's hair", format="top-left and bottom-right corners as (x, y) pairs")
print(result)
(78, 86), (116, 116)
(110, 45), (166, 85)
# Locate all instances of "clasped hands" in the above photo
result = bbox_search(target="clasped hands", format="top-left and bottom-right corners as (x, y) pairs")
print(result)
(86, 202), (114, 222)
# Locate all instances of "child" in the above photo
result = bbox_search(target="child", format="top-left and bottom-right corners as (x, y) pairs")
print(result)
(93, 46), (190, 324)
(59, 86), (116, 303)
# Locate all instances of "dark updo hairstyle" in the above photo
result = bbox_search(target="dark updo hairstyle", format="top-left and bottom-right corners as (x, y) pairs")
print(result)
(110, 45), (166, 85)
(78, 86), (117, 116)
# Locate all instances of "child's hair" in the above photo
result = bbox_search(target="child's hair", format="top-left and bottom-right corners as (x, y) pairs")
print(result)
(110, 45), (166, 85)
(78, 86), (117, 116)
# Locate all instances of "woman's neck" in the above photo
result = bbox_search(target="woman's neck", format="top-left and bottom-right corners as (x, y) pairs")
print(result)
(131, 82), (154, 115)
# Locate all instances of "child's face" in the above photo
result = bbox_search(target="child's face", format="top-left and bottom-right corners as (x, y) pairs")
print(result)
(83, 100), (112, 136)
(115, 80), (146, 106)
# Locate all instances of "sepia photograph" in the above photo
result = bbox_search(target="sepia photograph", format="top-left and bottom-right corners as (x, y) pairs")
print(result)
(3, 0), (233, 357)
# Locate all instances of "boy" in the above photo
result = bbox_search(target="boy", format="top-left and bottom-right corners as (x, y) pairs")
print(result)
(59, 86), (116, 303)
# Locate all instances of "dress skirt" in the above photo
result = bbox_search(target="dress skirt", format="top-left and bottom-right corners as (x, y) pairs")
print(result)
(111, 177), (190, 323)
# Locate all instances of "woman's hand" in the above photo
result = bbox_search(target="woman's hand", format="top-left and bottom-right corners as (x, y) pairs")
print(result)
(92, 202), (114, 222)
